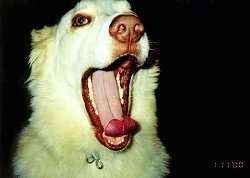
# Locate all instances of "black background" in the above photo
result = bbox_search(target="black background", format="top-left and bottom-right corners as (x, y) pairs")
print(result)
(1, 0), (249, 177)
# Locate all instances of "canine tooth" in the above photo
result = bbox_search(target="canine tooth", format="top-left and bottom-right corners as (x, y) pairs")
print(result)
(128, 74), (134, 113)
(116, 73), (120, 86)
(121, 98), (124, 105)
(116, 73), (124, 104)
(119, 88), (123, 104)
(118, 86), (123, 104)
(88, 77), (93, 100)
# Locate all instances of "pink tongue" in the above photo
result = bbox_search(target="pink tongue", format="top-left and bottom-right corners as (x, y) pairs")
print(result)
(92, 70), (123, 126)
(92, 70), (137, 136)
(105, 116), (138, 137)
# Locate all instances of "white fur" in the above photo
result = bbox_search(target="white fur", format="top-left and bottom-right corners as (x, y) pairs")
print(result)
(14, 0), (169, 177)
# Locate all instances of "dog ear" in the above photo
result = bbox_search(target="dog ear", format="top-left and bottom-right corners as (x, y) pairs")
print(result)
(31, 26), (55, 46)
(28, 26), (56, 81)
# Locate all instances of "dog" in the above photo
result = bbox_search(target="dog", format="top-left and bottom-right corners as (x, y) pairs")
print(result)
(14, 0), (169, 177)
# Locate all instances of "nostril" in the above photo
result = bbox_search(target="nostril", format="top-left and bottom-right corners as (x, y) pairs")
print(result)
(117, 24), (126, 33)
(134, 23), (144, 34)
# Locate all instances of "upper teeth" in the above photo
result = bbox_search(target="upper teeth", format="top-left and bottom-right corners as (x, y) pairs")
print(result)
(116, 73), (124, 104)
(128, 74), (134, 113)
(88, 77), (98, 115)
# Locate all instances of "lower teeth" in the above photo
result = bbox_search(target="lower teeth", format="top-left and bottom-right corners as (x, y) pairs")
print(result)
(103, 133), (125, 145)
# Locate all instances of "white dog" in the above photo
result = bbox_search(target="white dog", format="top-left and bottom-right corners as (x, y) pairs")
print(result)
(14, 0), (169, 177)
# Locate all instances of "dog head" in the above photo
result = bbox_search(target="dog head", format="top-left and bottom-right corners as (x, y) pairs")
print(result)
(29, 0), (154, 151)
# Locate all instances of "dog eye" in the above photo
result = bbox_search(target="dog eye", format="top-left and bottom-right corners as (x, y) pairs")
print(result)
(72, 14), (90, 27)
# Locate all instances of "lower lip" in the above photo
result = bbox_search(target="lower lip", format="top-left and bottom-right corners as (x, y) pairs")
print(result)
(101, 132), (130, 151)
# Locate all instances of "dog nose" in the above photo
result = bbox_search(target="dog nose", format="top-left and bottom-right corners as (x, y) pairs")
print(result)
(109, 15), (144, 43)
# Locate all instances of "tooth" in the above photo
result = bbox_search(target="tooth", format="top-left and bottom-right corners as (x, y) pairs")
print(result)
(88, 77), (93, 100)
(128, 74), (134, 113)
(88, 77), (98, 115)
(119, 88), (124, 104)
(118, 139), (122, 144)
(105, 135), (126, 145)
(116, 73), (120, 86)
(116, 73), (124, 104)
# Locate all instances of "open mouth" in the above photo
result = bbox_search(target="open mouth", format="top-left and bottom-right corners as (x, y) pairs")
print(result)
(81, 55), (139, 151)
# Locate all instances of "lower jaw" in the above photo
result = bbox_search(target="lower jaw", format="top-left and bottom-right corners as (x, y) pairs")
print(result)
(96, 132), (130, 151)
